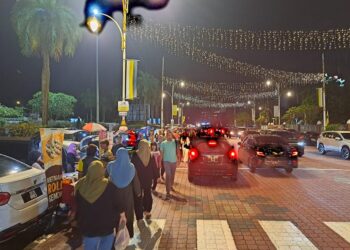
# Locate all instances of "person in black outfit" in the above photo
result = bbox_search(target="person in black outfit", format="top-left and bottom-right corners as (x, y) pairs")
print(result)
(131, 140), (159, 220)
(75, 160), (126, 249)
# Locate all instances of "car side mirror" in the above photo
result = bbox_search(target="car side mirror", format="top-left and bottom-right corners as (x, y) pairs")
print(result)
(335, 137), (342, 141)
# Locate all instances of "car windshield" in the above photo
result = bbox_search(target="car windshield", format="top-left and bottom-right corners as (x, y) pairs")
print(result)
(255, 136), (288, 146)
(0, 155), (31, 178)
(341, 133), (350, 140)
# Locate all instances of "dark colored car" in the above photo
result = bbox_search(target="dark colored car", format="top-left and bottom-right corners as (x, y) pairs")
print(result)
(188, 133), (238, 183)
(238, 135), (298, 173)
(262, 130), (305, 157)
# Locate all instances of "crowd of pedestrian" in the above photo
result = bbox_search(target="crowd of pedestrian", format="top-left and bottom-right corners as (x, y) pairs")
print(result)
(71, 128), (188, 249)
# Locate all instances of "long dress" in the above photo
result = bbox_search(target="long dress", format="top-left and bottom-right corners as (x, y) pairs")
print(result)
(131, 154), (159, 220)
(114, 175), (141, 238)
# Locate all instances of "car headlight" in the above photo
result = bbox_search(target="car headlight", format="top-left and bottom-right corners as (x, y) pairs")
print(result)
(230, 131), (235, 135)
(297, 142), (305, 146)
(238, 131), (243, 136)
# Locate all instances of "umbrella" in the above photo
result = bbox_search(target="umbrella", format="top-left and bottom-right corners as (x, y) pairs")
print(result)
(82, 123), (107, 132)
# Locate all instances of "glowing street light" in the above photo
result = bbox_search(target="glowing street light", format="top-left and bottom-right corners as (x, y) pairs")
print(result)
(87, 16), (102, 33)
(259, 106), (262, 111)
(186, 101), (190, 106)
(266, 80), (272, 86)
(287, 91), (293, 97)
(247, 100), (251, 105)
(180, 81), (185, 87)
(162, 93), (166, 98)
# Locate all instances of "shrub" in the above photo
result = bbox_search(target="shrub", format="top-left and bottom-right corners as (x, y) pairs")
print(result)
(325, 124), (344, 131)
(7, 123), (40, 137)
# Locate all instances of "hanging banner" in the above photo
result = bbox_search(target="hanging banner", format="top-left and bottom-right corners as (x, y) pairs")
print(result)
(172, 105), (178, 117)
(40, 128), (64, 209)
(317, 88), (323, 108)
(126, 59), (138, 100)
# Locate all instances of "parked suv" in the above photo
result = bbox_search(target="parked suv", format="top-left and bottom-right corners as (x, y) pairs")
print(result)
(317, 131), (350, 160)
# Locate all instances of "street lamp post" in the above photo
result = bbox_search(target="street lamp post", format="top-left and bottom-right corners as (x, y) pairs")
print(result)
(162, 81), (184, 129)
(89, 0), (129, 128)
(266, 80), (281, 125)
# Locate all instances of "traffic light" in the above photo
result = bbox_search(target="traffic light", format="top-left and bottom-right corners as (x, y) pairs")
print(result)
(83, 0), (170, 33)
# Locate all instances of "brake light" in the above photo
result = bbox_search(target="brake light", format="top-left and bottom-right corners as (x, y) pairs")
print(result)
(221, 129), (225, 134)
(0, 192), (11, 206)
(256, 151), (265, 157)
(208, 140), (217, 147)
(189, 148), (199, 161)
(291, 148), (298, 157)
(208, 128), (215, 136)
(228, 149), (236, 159)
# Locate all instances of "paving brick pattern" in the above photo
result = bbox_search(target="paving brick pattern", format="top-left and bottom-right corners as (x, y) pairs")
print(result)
(22, 160), (350, 250)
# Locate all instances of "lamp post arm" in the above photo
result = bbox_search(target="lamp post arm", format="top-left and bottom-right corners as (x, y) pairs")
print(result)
(99, 13), (123, 43)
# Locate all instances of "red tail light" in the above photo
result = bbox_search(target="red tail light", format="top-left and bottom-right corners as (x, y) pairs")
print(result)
(208, 140), (217, 147)
(189, 148), (199, 161)
(0, 192), (11, 206)
(221, 129), (225, 134)
(228, 149), (236, 159)
(256, 151), (265, 157)
(208, 128), (215, 136)
(291, 148), (298, 157)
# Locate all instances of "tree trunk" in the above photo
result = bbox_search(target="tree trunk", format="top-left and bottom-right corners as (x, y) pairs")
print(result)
(41, 53), (50, 126)
(90, 108), (93, 122)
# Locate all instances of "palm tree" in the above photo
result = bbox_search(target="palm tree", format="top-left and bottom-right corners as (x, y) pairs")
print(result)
(12, 0), (82, 126)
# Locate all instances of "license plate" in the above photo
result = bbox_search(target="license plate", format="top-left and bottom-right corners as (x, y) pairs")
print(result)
(22, 187), (43, 203)
(205, 155), (221, 164)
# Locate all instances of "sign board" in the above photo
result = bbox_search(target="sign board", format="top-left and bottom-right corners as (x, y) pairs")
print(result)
(273, 106), (280, 118)
(172, 105), (178, 117)
(118, 101), (129, 112)
(40, 128), (64, 209)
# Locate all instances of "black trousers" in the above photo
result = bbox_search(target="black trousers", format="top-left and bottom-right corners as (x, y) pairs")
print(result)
(135, 188), (153, 220)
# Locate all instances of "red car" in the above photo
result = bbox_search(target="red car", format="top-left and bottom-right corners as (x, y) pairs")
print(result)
(187, 131), (238, 183)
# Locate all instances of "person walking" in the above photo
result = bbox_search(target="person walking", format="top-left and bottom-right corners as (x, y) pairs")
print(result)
(131, 140), (159, 220)
(77, 144), (99, 179)
(75, 161), (126, 250)
(107, 148), (141, 238)
(111, 135), (124, 157)
(150, 142), (161, 194)
(99, 139), (113, 166)
(66, 143), (80, 173)
(160, 130), (180, 200)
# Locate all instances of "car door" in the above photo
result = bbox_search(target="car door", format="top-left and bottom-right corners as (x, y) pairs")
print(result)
(330, 132), (343, 153)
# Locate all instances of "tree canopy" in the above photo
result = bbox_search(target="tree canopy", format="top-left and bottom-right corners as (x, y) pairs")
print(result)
(28, 91), (77, 120)
(0, 104), (23, 118)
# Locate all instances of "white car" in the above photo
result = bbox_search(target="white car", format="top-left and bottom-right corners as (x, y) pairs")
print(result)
(0, 154), (48, 242)
(317, 131), (350, 160)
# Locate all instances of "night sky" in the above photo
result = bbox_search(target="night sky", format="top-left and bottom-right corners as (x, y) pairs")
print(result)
(1, 0), (350, 122)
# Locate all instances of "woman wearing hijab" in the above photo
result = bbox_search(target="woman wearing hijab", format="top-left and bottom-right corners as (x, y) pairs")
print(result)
(75, 161), (126, 250)
(66, 143), (79, 173)
(131, 140), (159, 220)
(107, 148), (141, 238)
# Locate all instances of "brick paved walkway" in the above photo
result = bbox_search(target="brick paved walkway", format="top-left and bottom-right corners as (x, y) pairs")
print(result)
(23, 163), (350, 250)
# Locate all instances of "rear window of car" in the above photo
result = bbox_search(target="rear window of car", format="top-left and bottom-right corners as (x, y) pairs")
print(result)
(341, 133), (350, 140)
(255, 136), (288, 146)
(0, 155), (31, 178)
(271, 131), (296, 139)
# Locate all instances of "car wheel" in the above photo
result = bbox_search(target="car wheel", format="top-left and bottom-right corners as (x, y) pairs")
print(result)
(341, 146), (350, 160)
(318, 143), (326, 155)
(286, 167), (293, 173)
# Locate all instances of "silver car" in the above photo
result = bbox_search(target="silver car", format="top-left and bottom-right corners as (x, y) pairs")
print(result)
(317, 131), (350, 160)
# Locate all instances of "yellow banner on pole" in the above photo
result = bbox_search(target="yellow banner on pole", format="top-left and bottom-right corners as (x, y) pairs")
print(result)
(317, 88), (323, 107)
(172, 105), (178, 117)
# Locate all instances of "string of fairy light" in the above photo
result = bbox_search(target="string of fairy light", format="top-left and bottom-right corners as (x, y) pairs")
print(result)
(128, 21), (350, 107)
(130, 21), (350, 51)
(129, 22), (323, 84)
